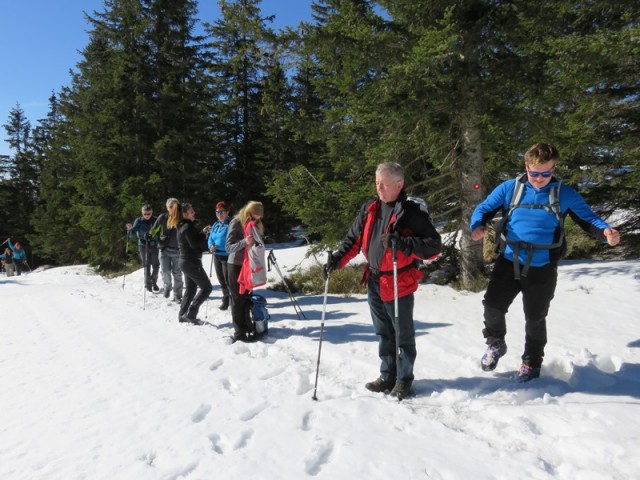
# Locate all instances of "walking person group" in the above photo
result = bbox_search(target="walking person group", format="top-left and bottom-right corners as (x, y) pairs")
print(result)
(123, 141), (620, 397)
(126, 198), (268, 337)
(325, 142), (620, 399)
(1, 239), (29, 276)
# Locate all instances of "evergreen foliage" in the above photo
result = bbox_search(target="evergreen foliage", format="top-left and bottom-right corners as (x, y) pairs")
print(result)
(1, 0), (637, 283)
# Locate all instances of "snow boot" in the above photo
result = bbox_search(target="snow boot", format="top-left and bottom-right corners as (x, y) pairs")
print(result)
(516, 362), (541, 383)
(390, 382), (411, 400)
(481, 340), (507, 371)
(365, 377), (395, 393)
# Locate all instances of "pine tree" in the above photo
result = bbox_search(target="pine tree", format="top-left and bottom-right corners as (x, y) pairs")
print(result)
(32, 0), (215, 270)
(206, 0), (295, 239)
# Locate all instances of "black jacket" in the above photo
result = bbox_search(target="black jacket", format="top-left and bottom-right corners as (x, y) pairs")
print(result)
(178, 220), (208, 261)
(153, 213), (179, 250)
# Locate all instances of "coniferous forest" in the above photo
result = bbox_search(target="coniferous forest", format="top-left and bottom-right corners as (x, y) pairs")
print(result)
(1, 0), (638, 290)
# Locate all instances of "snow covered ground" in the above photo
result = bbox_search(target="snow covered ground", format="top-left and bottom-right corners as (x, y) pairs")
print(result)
(1, 246), (639, 479)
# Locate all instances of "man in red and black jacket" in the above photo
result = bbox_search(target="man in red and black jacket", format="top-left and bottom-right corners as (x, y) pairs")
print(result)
(324, 162), (441, 399)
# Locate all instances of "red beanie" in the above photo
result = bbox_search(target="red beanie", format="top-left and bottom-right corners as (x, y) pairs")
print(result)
(215, 201), (229, 211)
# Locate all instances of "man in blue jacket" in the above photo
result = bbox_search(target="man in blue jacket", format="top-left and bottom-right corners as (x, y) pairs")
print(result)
(127, 204), (160, 293)
(471, 142), (620, 382)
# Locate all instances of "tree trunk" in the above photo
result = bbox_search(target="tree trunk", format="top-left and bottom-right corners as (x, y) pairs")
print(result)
(458, 110), (487, 291)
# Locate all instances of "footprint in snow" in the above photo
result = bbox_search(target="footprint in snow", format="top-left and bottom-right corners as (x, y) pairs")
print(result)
(208, 433), (225, 454)
(304, 440), (334, 476)
(191, 403), (212, 423)
(301, 411), (313, 431)
(259, 366), (287, 380)
(296, 371), (313, 395)
(233, 429), (254, 450)
(209, 358), (224, 371)
(239, 402), (268, 421)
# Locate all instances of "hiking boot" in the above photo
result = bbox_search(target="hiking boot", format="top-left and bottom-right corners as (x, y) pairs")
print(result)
(219, 298), (229, 311)
(174, 296), (182, 304)
(179, 314), (200, 325)
(163, 289), (171, 299)
(391, 382), (411, 400)
(152, 282), (160, 293)
(481, 340), (507, 372)
(145, 285), (153, 292)
(365, 377), (396, 393)
(516, 362), (541, 383)
(231, 332), (256, 343)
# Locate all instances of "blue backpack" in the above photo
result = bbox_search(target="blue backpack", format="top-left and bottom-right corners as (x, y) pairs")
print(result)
(251, 294), (270, 336)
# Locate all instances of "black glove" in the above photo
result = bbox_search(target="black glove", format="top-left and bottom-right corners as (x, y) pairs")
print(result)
(381, 231), (401, 249)
(322, 252), (340, 280)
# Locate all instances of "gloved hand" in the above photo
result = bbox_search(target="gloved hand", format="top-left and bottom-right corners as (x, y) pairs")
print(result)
(322, 252), (340, 280)
(381, 231), (401, 249)
(144, 232), (152, 241)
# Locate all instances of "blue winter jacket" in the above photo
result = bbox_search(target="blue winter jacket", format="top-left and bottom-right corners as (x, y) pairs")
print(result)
(471, 177), (611, 267)
(8, 240), (26, 261)
(128, 216), (158, 248)
(207, 218), (230, 258)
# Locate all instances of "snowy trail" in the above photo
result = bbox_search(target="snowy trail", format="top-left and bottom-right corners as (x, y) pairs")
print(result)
(1, 255), (640, 479)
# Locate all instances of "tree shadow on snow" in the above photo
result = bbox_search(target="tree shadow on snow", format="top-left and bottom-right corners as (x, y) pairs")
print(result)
(413, 362), (640, 400)
(558, 258), (640, 281)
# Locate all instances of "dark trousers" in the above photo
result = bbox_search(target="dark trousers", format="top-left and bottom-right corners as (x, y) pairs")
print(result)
(15, 259), (25, 275)
(213, 255), (230, 303)
(228, 263), (254, 335)
(179, 258), (213, 320)
(138, 244), (159, 288)
(482, 256), (558, 368)
(367, 276), (416, 385)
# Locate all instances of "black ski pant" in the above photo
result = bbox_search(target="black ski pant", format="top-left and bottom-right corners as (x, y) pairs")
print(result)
(482, 256), (558, 368)
(138, 244), (159, 288)
(213, 255), (230, 305)
(179, 258), (213, 320)
(228, 263), (254, 336)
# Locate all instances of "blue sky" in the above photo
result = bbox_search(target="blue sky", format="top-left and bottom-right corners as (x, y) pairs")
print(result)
(0, 0), (312, 157)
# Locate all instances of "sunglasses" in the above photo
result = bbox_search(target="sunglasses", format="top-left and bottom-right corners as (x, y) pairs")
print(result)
(215, 210), (226, 214)
(527, 169), (554, 178)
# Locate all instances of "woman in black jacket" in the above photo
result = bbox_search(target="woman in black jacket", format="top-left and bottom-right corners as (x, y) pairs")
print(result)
(176, 203), (212, 323)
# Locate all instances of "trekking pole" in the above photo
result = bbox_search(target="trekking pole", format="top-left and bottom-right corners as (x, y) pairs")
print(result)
(204, 254), (215, 319)
(143, 239), (149, 310)
(312, 252), (332, 401)
(267, 249), (306, 319)
(122, 234), (129, 289)
(391, 237), (401, 395)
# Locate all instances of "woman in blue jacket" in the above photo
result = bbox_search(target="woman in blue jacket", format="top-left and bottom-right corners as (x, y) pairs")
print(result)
(8, 240), (27, 275)
(208, 201), (232, 310)
(471, 142), (620, 382)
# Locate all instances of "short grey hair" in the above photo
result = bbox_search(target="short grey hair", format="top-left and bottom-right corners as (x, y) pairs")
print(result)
(376, 162), (404, 182)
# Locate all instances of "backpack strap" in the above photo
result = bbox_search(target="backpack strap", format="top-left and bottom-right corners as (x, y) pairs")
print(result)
(499, 175), (564, 279)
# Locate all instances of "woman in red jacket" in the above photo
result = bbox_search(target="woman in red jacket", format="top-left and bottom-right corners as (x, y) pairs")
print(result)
(226, 201), (265, 343)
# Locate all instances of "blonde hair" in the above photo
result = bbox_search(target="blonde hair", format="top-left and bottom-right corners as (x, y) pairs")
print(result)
(236, 201), (264, 234)
(167, 200), (182, 229)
